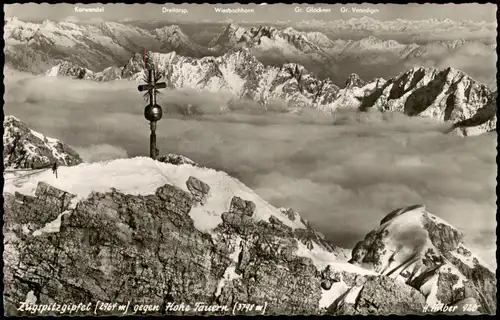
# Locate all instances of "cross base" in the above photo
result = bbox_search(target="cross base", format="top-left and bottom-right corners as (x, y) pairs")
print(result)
(150, 121), (159, 160)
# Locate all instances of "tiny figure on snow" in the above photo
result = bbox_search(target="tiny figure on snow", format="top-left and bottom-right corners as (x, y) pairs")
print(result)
(52, 162), (58, 178)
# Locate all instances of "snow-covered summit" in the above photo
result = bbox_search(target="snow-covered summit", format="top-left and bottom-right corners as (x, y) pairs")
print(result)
(4, 149), (429, 314)
(350, 204), (496, 313)
(4, 153), (373, 289)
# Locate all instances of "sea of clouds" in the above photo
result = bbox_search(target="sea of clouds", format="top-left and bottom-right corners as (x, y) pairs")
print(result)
(4, 73), (497, 267)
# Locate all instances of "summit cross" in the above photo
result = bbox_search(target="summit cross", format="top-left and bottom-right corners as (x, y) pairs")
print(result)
(137, 64), (167, 160)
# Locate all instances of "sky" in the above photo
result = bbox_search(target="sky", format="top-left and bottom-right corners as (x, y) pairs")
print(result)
(4, 3), (497, 23)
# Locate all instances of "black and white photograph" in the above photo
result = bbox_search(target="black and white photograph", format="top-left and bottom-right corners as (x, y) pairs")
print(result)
(2, 2), (497, 316)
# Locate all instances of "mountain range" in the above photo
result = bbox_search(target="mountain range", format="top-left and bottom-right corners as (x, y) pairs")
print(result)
(4, 17), (496, 135)
(3, 116), (496, 315)
(291, 16), (496, 35)
(43, 47), (497, 136)
(4, 17), (496, 85)
(205, 23), (495, 83)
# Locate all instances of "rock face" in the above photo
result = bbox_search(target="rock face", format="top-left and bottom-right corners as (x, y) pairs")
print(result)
(12, 17), (489, 133)
(451, 90), (497, 136)
(350, 204), (496, 314)
(44, 61), (124, 81)
(186, 176), (211, 205)
(4, 163), (495, 316)
(208, 23), (247, 50)
(3, 125), (496, 316)
(3, 115), (83, 169)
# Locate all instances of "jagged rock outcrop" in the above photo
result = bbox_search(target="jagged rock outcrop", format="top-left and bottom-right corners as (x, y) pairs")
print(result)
(186, 176), (210, 205)
(3, 115), (82, 169)
(7, 18), (495, 84)
(4, 18), (207, 73)
(120, 52), (146, 79)
(153, 25), (208, 58)
(4, 154), (436, 316)
(6, 162), (493, 315)
(328, 275), (426, 315)
(208, 23), (247, 51)
(349, 204), (496, 314)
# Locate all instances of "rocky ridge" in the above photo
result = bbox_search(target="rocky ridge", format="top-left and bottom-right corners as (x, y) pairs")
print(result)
(3, 115), (83, 169)
(2, 118), (496, 315)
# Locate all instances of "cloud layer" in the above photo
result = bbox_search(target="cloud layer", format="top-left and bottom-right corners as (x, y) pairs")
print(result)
(4, 73), (497, 267)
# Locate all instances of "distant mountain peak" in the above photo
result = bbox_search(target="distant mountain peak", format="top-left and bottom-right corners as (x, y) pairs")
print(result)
(226, 22), (240, 30)
(344, 73), (366, 89)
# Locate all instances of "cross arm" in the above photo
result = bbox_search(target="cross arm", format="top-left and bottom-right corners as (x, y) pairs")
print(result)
(138, 82), (167, 92)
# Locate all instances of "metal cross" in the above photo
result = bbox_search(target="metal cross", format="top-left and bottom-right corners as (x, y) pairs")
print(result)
(138, 68), (167, 160)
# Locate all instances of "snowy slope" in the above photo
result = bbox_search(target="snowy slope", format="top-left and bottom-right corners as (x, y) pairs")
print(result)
(207, 23), (477, 63)
(152, 25), (208, 57)
(3, 154), (391, 314)
(4, 157), (307, 232)
(206, 23), (494, 81)
(6, 17), (495, 85)
(124, 48), (341, 108)
(8, 156), (449, 314)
